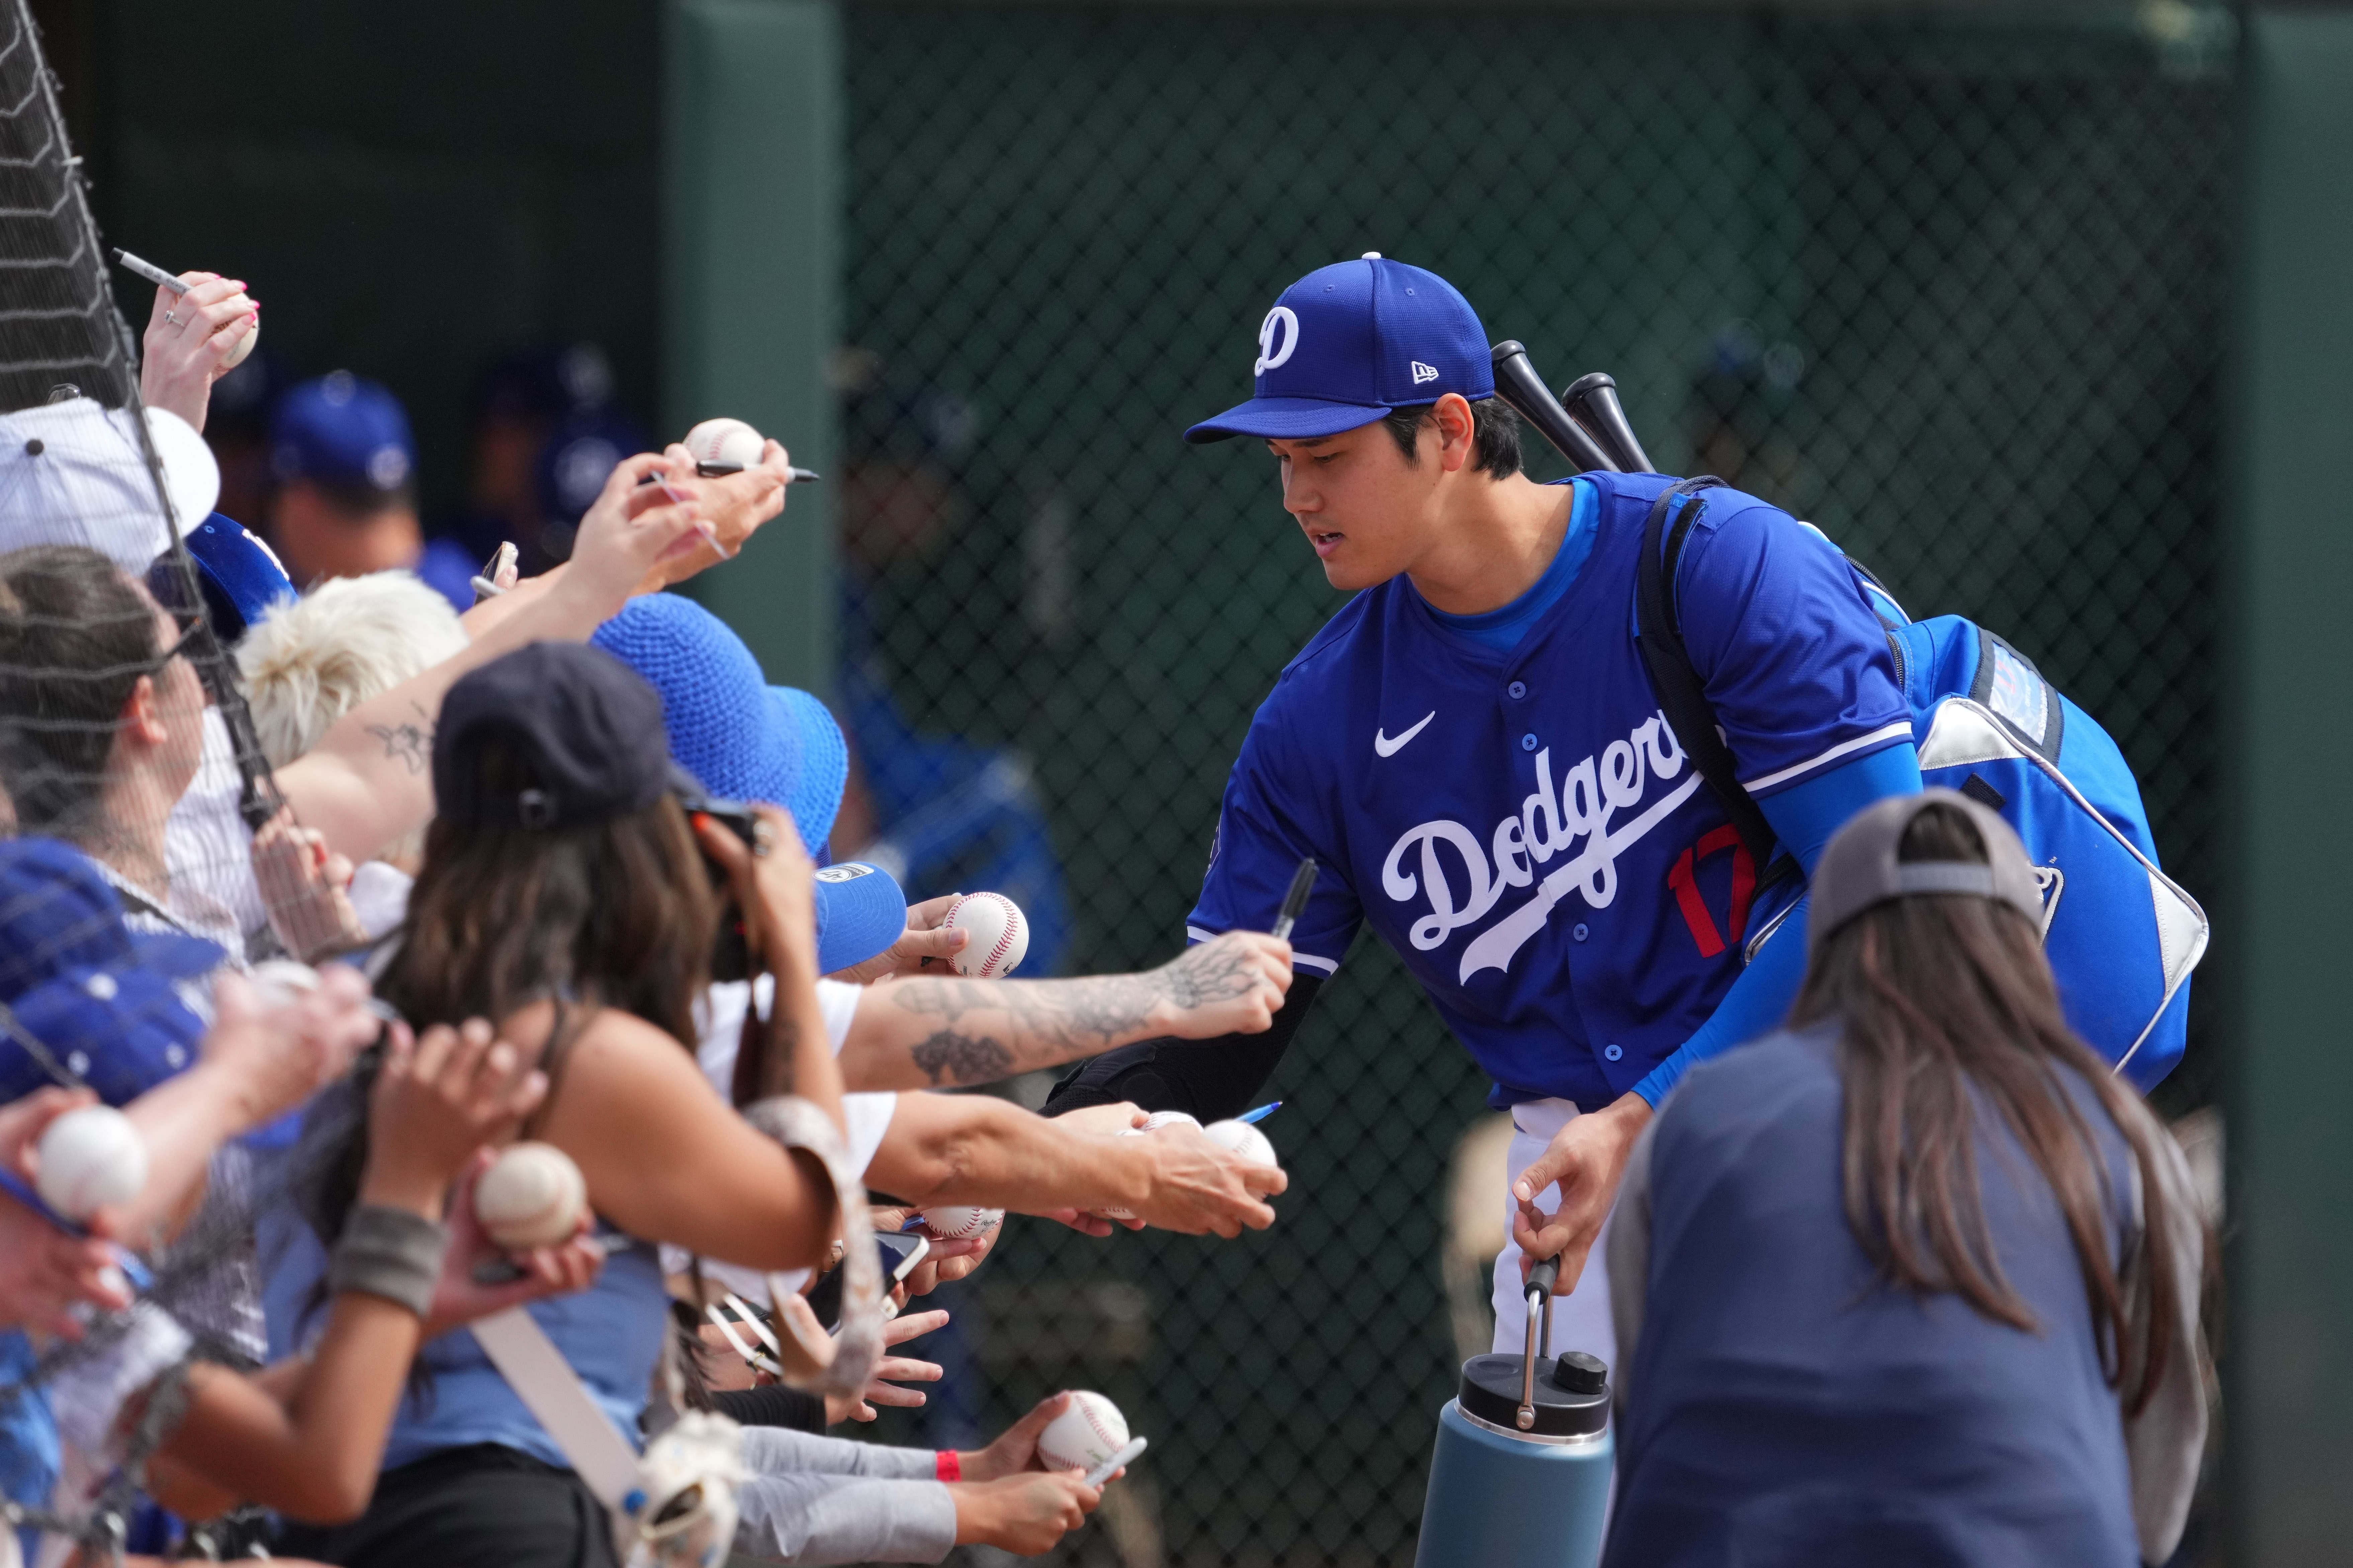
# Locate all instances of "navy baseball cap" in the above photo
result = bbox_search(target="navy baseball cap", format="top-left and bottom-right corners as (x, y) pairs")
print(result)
(435, 641), (677, 832)
(0, 837), (220, 1106)
(1184, 255), (1495, 444)
(272, 371), (416, 494)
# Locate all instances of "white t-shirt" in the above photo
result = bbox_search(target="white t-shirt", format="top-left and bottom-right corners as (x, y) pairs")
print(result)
(667, 975), (895, 1298)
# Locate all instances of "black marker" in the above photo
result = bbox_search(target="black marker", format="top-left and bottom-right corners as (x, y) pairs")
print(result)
(1271, 857), (1317, 941)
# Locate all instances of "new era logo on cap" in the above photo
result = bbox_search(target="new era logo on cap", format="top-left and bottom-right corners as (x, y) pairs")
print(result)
(1184, 254), (1495, 444)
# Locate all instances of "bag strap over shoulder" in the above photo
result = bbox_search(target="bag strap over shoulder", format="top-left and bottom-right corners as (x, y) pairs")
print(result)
(1632, 476), (1788, 880)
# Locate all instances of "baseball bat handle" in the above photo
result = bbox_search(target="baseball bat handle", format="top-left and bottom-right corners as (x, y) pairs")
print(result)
(1560, 371), (1656, 475)
(1489, 342), (1618, 473)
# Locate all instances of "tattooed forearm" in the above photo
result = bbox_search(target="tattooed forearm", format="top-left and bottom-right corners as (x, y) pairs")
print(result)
(365, 704), (434, 776)
(909, 1028), (1016, 1086)
(862, 934), (1276, 1087)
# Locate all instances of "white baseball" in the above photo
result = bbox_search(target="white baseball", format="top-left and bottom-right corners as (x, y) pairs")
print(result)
(219, 297), (259, 372)
(36, 1105), (148, 1222)
(919, 1205), (1003, 1240)
(474, 1142), (588, 1250)
(1037, 1390), (1129, 1474)
(1204, 1119), (1278, 1169)
(943, 892), (1028, 979)
(683, 417), (766, 472)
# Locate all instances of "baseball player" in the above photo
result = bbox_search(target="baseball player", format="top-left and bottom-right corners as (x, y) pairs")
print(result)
(1045, 254), (1924, 1365)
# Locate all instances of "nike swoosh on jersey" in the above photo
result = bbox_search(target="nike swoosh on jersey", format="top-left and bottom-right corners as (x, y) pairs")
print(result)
(1373, 712), (1436, 757)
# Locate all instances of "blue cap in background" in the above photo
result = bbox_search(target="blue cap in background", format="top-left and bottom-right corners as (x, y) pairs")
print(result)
(1184, 255), (1494, 443)
(272, 371), (416, 495)
(591, 593), (851, 854)
(0, 838), (220, 1106)
(535, 408), (648, 535)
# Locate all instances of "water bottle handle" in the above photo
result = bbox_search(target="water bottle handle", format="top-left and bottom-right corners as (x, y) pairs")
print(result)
(1517, 1254), (1564, 1429)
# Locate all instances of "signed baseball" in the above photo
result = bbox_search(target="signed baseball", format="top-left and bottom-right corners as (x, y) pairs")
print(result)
(1204, 1119), (1279, 1169)
(919, 1205), (1004, 1240)
(1037, 1390), (1129, 1474)
(942, 892), (1028, 979)
(36, 1105), (148, 1222)
(475, 1142), (587, 1250)
(682, 417), (765, 473)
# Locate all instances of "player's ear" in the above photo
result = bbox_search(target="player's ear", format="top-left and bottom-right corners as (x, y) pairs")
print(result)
(1431, 394), (1476, 474)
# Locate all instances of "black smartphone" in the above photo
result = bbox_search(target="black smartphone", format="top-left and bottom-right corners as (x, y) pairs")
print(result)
(679, 790), (759, 982)
(804, 1232), (931, 1330)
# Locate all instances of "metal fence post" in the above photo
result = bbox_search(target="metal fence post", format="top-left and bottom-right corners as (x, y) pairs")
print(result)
(2233, 8), (2353, 1561)
(662, 0), (839, 695)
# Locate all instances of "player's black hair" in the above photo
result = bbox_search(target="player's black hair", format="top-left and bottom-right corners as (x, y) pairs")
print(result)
(1381, 396), (1522, 478)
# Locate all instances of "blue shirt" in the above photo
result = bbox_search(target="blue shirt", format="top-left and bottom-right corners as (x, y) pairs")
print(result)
(259, 1202), (668, 1473)
(1606, 1025), (2140, 1567)
(1190, 471), (1913, 1109)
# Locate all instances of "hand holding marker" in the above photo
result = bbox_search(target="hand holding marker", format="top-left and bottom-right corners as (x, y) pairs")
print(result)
(1272, 857), (1316, 943)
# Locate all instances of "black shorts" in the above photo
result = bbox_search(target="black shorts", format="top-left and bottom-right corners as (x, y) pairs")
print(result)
(274, 1443), (617, 1568)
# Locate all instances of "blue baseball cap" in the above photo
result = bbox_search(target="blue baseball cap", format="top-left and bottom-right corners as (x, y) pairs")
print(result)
(1184, 255), (1495, 444)
(592, 593), (850, 855)
(810, 861), (909, 975)
(0, 838), (220, 1106)
(147, 514), (295, 645)
(272, 371), (417, 495)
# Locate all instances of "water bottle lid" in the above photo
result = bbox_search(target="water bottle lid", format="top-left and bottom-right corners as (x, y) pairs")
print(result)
(1552, 1350), (1607, 1395)
(1457, 1351), (1610, 1440)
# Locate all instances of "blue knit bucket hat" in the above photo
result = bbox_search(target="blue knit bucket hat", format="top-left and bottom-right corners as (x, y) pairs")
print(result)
(591, 593), (848, 853)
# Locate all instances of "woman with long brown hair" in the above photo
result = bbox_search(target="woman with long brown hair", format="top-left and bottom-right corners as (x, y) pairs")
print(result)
(1601, 791), (2206, 1567)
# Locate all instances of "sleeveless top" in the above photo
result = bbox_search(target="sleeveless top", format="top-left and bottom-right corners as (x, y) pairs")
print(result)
(1604, 1023), (2142, 1568)
(259, 998), (670, 1474)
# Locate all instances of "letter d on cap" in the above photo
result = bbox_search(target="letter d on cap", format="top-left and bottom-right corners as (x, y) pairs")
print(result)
(1255, 306), (1300, 377)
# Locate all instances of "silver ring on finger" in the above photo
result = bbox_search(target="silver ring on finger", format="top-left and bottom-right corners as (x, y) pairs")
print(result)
(163, 309), (179, 326)
(752, 820), (777, 859)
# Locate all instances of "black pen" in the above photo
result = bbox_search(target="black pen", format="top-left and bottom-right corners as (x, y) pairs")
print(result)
(1271, 857), (1317, 942)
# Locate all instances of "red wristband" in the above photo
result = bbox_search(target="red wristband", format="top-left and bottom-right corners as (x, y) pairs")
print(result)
(935, 1450), (961, 1482)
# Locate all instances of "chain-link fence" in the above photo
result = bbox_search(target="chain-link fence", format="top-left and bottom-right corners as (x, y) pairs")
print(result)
(837, 6), (2235, 1563)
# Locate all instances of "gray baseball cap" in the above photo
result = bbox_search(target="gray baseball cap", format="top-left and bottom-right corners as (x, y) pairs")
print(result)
(1807, 789), (2043, 956)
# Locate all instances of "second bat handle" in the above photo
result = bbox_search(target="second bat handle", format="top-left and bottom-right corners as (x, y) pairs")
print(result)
(1560, 371), (1656, 475)
(1490, 342), (1618, 474)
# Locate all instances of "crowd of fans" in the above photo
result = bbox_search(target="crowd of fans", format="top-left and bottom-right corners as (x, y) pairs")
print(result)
(0, 257), (2214, 1568)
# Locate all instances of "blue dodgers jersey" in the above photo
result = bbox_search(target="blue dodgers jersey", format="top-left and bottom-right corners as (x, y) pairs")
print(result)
(1190, 471), (1912, 1109)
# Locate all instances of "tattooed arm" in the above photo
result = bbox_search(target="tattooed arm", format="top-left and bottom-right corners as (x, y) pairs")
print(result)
(835, 931), (1295, 1092)
(272, 449), (714, 865)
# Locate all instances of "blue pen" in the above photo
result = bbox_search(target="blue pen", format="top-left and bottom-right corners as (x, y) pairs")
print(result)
(0, 1167), (153, 1292)
(1237, 1101), (1282, 1125)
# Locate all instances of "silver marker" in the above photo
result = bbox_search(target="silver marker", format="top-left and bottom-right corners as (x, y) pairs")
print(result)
(112, 249), (189, 296)
(1084, 1436), (1147, 1488)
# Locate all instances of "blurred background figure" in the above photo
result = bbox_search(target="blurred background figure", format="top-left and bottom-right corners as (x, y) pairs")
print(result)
(831, 351), (1070, 979)
(1687, 323), (1808, 511)
(441, 343), (633, 577)
(265, 372), (474, 608)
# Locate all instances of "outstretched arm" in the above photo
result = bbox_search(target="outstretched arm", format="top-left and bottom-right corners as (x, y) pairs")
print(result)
(835, 932), (1292, 1093)
(863, 1091), (1282, 1235)
(1038, 971), (1323, 1122)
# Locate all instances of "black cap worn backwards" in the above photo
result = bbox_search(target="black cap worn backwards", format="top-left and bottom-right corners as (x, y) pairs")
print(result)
(434, 642), (676, 831)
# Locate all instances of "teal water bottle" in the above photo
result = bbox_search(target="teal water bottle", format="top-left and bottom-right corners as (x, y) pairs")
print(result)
(1412, 1257), (1613, 1567)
